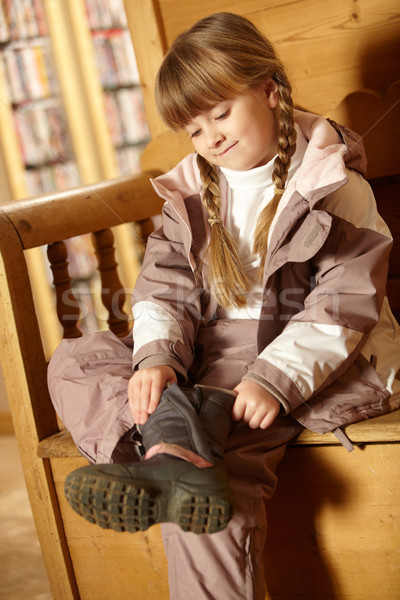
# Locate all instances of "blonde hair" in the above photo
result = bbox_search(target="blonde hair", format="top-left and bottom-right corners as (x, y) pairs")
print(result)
(155, 12), (297, 308)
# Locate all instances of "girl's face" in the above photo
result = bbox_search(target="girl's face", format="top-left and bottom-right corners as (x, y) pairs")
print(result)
(184, 81), (279, 171)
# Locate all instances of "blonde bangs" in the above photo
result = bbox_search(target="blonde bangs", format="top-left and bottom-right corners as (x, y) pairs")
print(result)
(155, 12), (285, 131)
(156, 47), (246, 130)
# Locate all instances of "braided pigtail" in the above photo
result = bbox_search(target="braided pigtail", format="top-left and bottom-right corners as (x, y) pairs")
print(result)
(197, 154), (250, 308)
(253, 74), (297, 276)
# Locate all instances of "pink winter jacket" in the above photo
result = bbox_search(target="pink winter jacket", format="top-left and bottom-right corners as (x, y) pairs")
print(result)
(131, 110), (400, 440)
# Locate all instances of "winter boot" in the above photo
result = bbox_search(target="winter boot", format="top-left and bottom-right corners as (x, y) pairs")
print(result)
(64, 384), (236, 534)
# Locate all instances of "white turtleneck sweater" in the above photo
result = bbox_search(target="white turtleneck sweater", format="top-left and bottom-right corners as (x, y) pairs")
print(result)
(220, 124), (307, 319)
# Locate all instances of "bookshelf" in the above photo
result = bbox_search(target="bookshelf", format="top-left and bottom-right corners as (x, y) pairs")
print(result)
(0, 0), (149, 359)
(85, 4), (149, 175)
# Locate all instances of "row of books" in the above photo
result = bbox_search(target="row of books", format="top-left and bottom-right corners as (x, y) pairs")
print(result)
(24, 159), (82, 196)
(0, 0), (47, 42)
(1, 37), (58, 104)
(92, 28), (140, 88)
(116, 143), (146, 176)
(84, 0), (128, 31)
(1, 0), (147, 337)
(23, 144), (146, 196)
(14, 97), (73, 167)
(104, 87), (150, 147)
(23, 131), (146, 196)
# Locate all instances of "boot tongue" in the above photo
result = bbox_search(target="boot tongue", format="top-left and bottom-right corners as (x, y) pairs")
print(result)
(145, 442), (214, 469)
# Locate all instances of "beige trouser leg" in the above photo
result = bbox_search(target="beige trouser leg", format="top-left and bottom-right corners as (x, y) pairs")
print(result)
(162, 416), (303, 600)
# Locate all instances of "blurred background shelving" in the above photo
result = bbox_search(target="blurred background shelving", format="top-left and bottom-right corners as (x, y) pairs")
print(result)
(0, 0), (149, 349)
(0, 0), (150, 423)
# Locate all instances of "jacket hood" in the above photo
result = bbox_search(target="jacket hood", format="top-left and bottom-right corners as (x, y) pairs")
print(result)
(289, 110), (367, 208)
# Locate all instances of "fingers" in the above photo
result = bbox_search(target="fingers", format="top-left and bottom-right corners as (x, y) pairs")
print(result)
(249, 406), (279, 430)
(147, 374), (166, 415)
(233, 400), (272, 429)
(231, 394), (246, 422)
(259, 410), (279, 430)
(129, 372), (158, 425)
(128, 365), (177, 425)
(232, 380), (280, 430)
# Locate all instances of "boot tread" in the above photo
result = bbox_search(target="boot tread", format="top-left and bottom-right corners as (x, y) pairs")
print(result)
(65, 471), (233, 534)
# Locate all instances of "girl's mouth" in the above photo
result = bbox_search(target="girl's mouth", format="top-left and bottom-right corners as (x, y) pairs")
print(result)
(219, 142), (238, 157)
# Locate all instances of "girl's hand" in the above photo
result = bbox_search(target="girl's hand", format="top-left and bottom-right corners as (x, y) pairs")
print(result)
(128, 365), (177, 425)
(232, 380), (280, 429)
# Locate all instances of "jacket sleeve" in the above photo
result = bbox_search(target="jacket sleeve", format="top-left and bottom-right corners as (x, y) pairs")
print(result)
(245, 170), (393, 413)
(131, 201), (203, 380)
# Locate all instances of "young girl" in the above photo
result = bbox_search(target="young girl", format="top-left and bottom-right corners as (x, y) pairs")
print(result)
(48, 12), (400, 600)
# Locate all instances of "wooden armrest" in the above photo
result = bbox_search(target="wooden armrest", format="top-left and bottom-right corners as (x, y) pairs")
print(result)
(37, 410), (400, 459)
(2, 171), (164, 250)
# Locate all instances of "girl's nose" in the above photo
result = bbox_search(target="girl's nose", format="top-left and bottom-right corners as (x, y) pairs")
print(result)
(205, 127), (224, 149)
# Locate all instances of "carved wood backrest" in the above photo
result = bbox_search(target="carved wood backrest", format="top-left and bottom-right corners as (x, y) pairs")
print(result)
(0, 171), (163, 441)
(4, 171), (162, 337)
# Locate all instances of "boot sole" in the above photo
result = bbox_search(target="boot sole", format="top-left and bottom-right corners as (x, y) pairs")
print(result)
(65, 472), (233, 535)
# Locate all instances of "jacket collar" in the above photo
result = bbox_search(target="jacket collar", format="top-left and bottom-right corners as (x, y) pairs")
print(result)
(150, 111), (368, 269)
(265, 111), (367, 264)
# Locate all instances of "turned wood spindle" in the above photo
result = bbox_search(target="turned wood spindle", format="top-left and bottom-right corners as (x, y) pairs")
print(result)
(135, 218), (155, 260)
(92, 228), (130, 337)
(47, 241), (82, 338)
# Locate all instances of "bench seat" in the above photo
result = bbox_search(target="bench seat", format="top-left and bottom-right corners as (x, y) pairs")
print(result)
(37, 409), (400, 459)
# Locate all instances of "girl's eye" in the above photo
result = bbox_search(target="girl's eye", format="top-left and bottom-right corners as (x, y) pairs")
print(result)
(190, 129), (201, 139)
(216, 109), (230, 121)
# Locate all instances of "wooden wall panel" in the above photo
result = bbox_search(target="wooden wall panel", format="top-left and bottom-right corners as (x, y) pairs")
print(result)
(127, 0), (400, 134)
(158, 0), (400, 114)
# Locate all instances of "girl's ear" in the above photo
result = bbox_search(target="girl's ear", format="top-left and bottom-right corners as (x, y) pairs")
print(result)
(264, 79), (279, 109)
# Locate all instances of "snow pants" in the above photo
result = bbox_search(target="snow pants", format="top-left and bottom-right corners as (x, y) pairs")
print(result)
(48, 321), (304, 600)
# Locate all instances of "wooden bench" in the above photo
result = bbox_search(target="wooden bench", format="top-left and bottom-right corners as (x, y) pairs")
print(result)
(1, 1), (400, 598)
